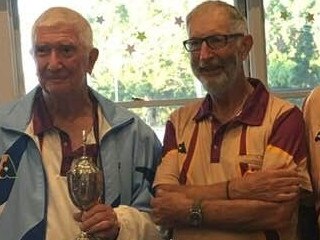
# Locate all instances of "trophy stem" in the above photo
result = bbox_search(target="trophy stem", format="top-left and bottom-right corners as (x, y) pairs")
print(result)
(82, 130), (87, 156)
(76, 231), (101, 240)
(76, 231), (90, 240)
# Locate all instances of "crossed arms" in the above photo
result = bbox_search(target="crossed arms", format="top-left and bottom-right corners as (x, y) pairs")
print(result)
(151, 169), (302, 231)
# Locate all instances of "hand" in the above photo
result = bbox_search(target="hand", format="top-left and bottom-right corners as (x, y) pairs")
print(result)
(229, 169), (300, 202)
(151, 189), (192, 228)
(74, 204), (120, 240)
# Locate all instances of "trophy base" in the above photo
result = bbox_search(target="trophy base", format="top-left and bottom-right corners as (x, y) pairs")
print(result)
(76, 232), (100, 240)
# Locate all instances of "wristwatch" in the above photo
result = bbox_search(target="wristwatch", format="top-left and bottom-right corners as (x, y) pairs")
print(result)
(188, 200), (203, 227)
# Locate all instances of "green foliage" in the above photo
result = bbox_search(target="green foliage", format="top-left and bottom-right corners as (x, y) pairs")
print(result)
(265, 0), (320, 89)
(290, 24), (320, 88)
(87, 0), (203, 104)
(267, 58), (295, 88)
(115, 4), (129, 23)
(85, 0), (209, 126)
(88, 0), (320, 126)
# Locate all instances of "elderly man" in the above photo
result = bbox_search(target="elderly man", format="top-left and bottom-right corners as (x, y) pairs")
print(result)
(151, 1), (312, 240)
(303, 86), (320, 237)
(0, 7), (162, 240)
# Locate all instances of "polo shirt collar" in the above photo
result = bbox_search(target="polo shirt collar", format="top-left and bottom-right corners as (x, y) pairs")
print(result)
(32, 89), (54, 136)
(32, 89), (100, 136)
(194, 78), (269, 126)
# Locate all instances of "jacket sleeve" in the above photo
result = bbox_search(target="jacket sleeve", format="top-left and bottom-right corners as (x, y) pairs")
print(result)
(115, 205), (162, 240)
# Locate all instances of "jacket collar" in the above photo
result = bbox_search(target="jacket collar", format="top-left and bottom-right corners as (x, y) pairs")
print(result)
(194, 78), (269, 126)
(0, 86), (134, 133)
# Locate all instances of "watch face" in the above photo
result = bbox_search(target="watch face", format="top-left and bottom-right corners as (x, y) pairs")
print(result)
(189, 203), (203, 227)
(189, 211), (202, 227)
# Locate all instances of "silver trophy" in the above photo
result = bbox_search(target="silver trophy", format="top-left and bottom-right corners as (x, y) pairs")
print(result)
(67, 130), (104, 240)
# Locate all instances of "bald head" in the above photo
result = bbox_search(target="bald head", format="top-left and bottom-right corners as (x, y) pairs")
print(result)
(32, 7), (93, 52)
(186, 1), (248, 34)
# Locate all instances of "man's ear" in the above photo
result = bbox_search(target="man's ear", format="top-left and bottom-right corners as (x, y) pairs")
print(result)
(87, 48), (99, 74)
(239, 34), (253, 61)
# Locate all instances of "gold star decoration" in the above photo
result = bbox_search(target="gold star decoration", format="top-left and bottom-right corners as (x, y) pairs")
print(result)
(305, 13), (314, 23)
(280, 11), (289, 20)
(174, 16), (184, 27)
(136, 32), (146, 41)
(126, 44), (136, 55)
(96, 16), (105, 24)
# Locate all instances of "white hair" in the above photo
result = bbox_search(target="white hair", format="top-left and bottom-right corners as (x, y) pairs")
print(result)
(32, 7), (93, 51)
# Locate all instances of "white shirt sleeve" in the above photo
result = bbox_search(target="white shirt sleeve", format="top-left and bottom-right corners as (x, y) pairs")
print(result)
(114, 205), (162, 240)
(0, 203), (5, 215)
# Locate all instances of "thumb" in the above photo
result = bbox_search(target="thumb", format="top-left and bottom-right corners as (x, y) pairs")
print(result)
(73, 211), (82, 222)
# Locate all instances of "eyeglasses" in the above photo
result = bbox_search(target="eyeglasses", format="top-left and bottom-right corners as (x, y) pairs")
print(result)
(183, 33), (244, 52)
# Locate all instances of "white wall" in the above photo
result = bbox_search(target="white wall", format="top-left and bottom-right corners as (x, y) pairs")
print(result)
(0, 0), (24, 105)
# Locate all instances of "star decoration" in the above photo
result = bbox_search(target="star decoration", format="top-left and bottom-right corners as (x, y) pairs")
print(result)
(137, 32), (146, 41)
(96, 16), (105, 24)
(306, 13), (314, 23)
(280, 11), (289, 20)
(174, 16), (184, 27)
(275, 37), (286, 52)
(126, 44), (136, 55)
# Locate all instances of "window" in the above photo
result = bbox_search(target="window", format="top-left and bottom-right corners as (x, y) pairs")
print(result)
(19, 0), (232, 97)
(264, 0), (320, 106)
(15, 0), (318, 138)
(17, 0), (235, 140)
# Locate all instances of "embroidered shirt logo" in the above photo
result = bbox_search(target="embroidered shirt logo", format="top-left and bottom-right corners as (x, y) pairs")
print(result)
(178, 142), (187, 153)
(315, 131), (320, 142)
(0, 154), (17, 179)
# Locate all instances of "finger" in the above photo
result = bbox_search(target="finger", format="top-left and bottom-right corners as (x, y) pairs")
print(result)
(275, 192), (300, 202)
(269, 177), (300, 187)
(85, 218), (116, 234)
(85, 215), (120, 240)
(81, 207), (117, 231)
(277, 178), (301, 189)
(90, 223), (120, 240)
(270, 169), (299, 177)
(73, 211), (82, 222)
(82, 204), (113, 220)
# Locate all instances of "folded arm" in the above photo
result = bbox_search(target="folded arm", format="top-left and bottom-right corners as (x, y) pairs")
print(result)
(157, 169), (300, 202)
(151, 188), (298, 231)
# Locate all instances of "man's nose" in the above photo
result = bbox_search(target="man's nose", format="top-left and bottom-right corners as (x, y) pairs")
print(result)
(47, 50), (62, 70)
(199, 41), (216, 61)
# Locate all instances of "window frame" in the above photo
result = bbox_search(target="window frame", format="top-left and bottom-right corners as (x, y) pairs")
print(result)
(1, 0), (311, 107)
(0, 0), (25, 104)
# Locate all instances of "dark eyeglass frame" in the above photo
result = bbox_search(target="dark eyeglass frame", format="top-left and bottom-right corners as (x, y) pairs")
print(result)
(183, 33), (244, 52)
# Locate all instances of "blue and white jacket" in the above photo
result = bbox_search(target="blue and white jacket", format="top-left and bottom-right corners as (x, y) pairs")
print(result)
(0, 87), (162, 240)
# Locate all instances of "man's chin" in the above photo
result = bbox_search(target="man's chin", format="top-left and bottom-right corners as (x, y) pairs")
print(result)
(43, 84), (73, 96)
(201, 77), (228, 96)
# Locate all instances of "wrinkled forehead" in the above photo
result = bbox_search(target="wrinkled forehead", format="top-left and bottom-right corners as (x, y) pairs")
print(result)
(187, 6), (233, 36)
(33, 23), (81, 45)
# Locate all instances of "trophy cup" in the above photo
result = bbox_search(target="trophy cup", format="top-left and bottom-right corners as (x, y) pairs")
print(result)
(67, 130), (104, 240)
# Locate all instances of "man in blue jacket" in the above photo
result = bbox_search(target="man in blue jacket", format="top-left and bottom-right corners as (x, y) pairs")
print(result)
(0, 7), (162, 240)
